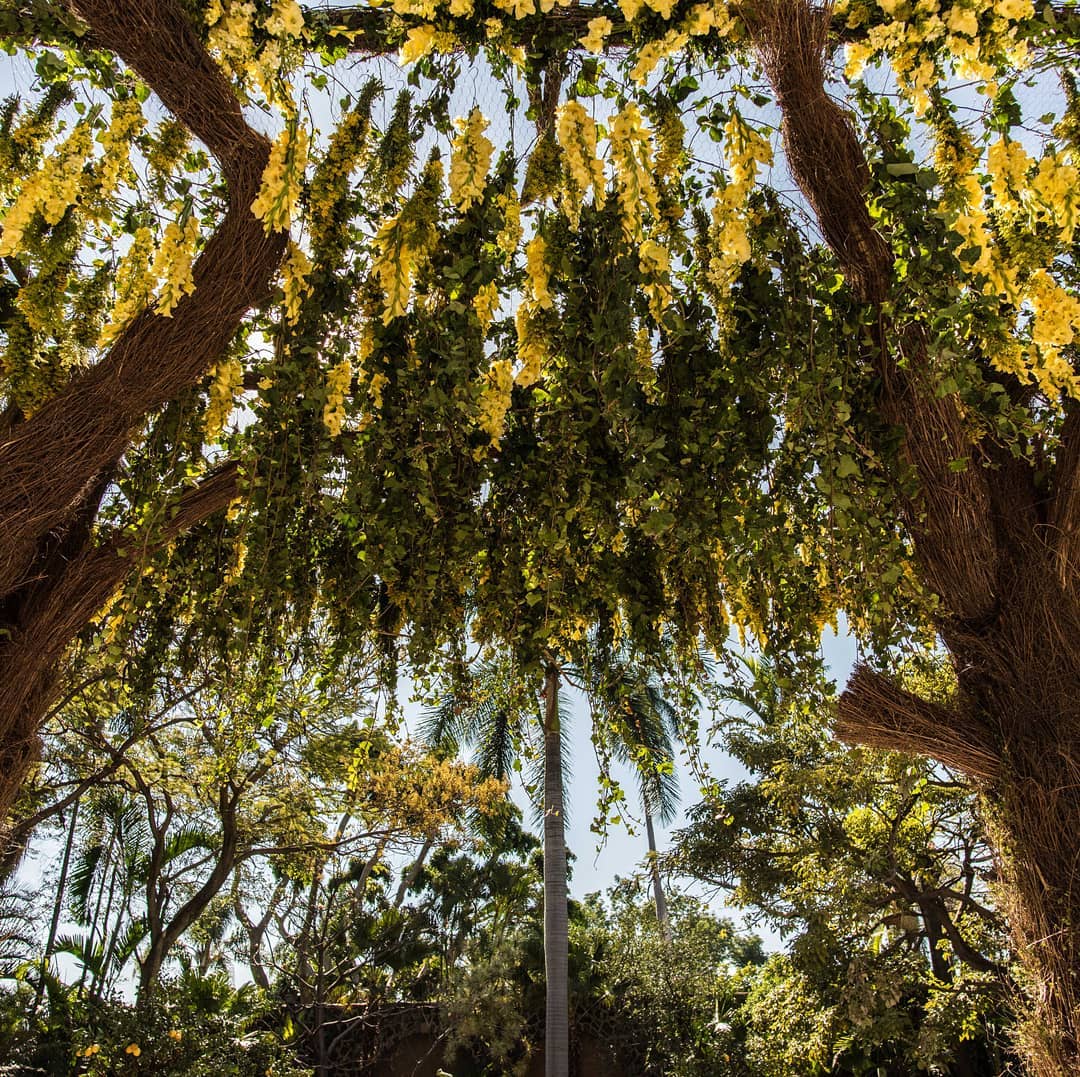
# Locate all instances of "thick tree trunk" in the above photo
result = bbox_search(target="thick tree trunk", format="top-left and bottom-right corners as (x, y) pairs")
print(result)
(0, 0), (285, 820)
(542, 665), (569, 1077)
(745, 5), (1080, 1074)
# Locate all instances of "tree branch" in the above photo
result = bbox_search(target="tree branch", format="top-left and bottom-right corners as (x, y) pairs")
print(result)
(835, 664), (1000, 783)
(0, 0), (284, 601)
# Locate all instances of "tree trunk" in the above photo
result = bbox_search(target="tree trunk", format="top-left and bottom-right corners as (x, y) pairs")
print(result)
(138, 785), (240, 996)
(0, 0), (285, 820)
(745, 6), (1080, 1073)
(34, 798), (79, 1012)
(542, 664), (569, 1077)
(394, 831), (435, 908)
(644, 808), (671, 944)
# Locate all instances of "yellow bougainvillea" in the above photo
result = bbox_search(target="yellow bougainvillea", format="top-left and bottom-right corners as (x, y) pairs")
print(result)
(449, 108), (494, 212)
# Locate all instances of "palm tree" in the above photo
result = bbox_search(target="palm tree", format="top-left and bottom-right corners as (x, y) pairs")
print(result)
(583, 655), (682, 941)
(422, 648), (683, 1075)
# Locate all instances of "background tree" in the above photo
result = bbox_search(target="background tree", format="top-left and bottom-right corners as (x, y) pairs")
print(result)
(675, 655), (1012, 1075)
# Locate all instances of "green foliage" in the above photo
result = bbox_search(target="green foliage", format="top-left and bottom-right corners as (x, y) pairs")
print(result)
(0, 973), (306, 1077)
(675, 656), (1013, 1074)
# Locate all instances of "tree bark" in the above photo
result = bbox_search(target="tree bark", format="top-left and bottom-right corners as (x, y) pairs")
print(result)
(542, 664), (569, 1077)
(0, 0), (286, 820)
(744, 5), (1080, 1074)
(138, 784), (240, 996)
(644, 808), (672, 944)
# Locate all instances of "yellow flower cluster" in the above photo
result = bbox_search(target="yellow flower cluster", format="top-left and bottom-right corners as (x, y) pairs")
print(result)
(491, 0), (557, 18)
(495, 191), (522, 258)
(152, 215), (200, 317)
(842, 0), (1036, 111)
(264, 0), (305, 37)
(524, 234), (553, 309)
(449, 108), (494, 212)
(556, 101), (605, 228)
(625, 1), (734, 84)
(0, 121), (91, 257)
(515, 304), (547, 388)
(398, 24), (455, 63)
(580, 15), (613, 53)
(473, 281), (499, 330)
(323, 356), (352, 435)
(1029, 274), (1076, 339)
(653, 100), (687, 182)
(630, 30), (687, 85)
(205, 354), (244, 440)
(639, 238), (673, 318)
(309, 103), (374, 245)
(707, 112), (772, 298)
(101, 226), (154, 346)
(251, 121), (308, 233)
(373, 192), (439, 324)
(477, 357), (515, 444)
(96, 99), (145, 208)
(281, 241), (313, 323)
(610, 103), (660, 243)
(354, 741), (506, 833)
(206, 0), (258, 81)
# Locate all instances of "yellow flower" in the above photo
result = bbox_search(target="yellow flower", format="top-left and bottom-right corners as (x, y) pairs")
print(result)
(556, 101), (605, 227)
(492, 0), (535, 17)
(639, 239), (670, 276)
(125, 1043), (142, 1057)
(265, 0), (304, 36)
(281, 241), (313, 323)
(495, 192), (521, 257)
(619, 0), (645, 19)
(251, 122), (308, 233)
(168, 1030), (183, 1042)
(579, 16), (612, 53)
(205, 354), (244, 440)
(101, 226), (155, 345)
(525, 234), (553, 309)
(323, 356), (352, 435)
(448, 108), (494, 211)
(946, 4), (978, 37)
(477, 357), (514, 444)
(399, 23), (437, 63)
(152, 215), (200, 317)
(473, 281), (499, 330)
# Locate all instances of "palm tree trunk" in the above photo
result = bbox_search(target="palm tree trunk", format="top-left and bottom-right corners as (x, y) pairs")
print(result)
(644, 808), (672, 944)
(34, 799), (79, 1013)
(543, 664), (569, 1077)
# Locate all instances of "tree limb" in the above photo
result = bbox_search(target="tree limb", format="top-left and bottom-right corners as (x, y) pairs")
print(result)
(835, 664), (999, 783)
